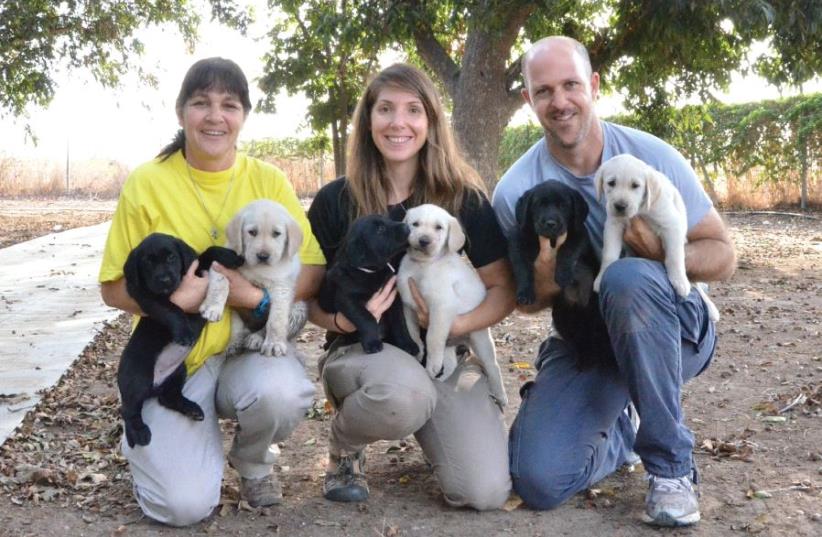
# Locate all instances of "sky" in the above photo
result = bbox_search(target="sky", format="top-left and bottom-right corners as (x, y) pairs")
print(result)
(1, 4), (818, 170)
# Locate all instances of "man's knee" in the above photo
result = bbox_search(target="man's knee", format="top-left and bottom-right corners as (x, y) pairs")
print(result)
(600, 258), (661, 298)
(512, 467), (577, 511)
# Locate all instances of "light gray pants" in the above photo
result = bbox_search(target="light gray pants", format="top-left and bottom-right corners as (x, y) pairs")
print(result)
(122, 347), (314, 527)
(321, 342), (511, 510)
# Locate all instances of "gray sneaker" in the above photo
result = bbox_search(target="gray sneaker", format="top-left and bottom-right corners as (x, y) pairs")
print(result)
(324, 451), (368, 502)
(240, 473), (283, 507)
(642, 474), (700, 526)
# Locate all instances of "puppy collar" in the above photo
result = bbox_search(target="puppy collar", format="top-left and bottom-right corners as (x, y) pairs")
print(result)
(357, 262), (396, 274)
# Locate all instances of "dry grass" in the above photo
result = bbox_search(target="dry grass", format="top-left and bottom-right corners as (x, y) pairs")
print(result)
(1, 154), (818, 209)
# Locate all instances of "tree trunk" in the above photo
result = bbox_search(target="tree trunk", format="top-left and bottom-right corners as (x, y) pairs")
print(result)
(697, 159), (720, 206)
(414, 3), (533, 192)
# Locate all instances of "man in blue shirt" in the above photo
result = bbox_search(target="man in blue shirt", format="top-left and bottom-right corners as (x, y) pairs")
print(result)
(492, 36), (736, 526)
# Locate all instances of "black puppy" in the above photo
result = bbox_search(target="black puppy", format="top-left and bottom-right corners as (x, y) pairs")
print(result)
(508, 180), (615, 369)
(319, 215), (419, 356)
(119, 232), (244, 448)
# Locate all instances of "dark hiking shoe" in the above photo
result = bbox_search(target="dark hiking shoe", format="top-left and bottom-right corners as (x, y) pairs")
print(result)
(323, 451), (368, 502)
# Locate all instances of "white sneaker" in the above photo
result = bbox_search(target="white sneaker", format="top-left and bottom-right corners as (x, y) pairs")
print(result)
(642, 474), (700, 526)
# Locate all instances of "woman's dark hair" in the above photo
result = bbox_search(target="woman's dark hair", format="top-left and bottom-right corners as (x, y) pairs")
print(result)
(157, 57), (252, 161)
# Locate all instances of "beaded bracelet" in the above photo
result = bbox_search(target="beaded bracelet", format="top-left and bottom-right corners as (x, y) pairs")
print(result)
(252, 288), (271, 320)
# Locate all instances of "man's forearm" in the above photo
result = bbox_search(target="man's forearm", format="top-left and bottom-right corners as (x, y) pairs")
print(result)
(685, 238), (737, 282)
(516, 257), (561, 314)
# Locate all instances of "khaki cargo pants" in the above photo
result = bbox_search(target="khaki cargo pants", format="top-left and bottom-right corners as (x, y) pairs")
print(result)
(320, 341), (511, 510)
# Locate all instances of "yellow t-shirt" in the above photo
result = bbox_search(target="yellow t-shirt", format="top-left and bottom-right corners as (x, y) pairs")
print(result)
(99, 150), (325, 375)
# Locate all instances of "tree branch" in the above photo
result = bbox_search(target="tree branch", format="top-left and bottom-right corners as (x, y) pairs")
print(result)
(412, 26), (460, 98)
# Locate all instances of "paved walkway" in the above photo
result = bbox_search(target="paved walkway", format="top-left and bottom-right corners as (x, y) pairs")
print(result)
(0, 222), (120, 444)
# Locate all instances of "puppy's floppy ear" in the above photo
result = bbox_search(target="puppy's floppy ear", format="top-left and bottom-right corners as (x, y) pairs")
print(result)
(446, 215), (466, 253)
(123, 246), (143, 297)
(225, 209), (245, 253)
(569, 188), (589, 235)
(174, 237), (197, 276)
(643, 167), (664, 212)
(515, 190), (533, 233)
(284, 214), (304, 259)
(594, 165), (606, 201)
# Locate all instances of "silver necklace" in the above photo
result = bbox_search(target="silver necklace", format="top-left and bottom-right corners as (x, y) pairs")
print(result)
(185, 160), (235, 243)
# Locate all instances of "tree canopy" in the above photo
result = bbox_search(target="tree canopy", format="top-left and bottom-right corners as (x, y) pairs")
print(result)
(0, 0), (251, 117)
(263, 0), (822, 189)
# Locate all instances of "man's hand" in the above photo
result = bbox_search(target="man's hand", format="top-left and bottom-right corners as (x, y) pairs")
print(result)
(170, 260), (209, 313)
(624, 216), (664, 261)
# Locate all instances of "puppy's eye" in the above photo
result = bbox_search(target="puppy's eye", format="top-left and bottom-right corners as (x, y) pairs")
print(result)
(631, 182), (640, 189)
(272, 230), (281, 238)
(248, 229), (258, 237)
(607, 179), (616, 187)
(411, 221), (419, 227)
(435, 224), (443, 231)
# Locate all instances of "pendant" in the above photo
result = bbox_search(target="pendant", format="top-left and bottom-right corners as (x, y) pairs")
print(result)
(211, 228), (218, 240)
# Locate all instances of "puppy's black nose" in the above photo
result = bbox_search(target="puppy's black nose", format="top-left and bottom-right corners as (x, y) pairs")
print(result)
(418, 236), (431, 248)
(543, 218), (559, 231)
(613, 202), (627, 214)
(256, 252), (270, 263)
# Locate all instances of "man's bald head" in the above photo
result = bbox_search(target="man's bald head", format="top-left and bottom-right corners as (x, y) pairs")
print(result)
(522, 36), (592, 86)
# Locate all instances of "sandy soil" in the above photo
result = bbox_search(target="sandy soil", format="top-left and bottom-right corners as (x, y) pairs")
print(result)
(0, 199), (820, 537)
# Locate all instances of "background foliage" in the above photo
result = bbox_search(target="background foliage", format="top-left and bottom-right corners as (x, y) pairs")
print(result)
(500, 93), (822, 208)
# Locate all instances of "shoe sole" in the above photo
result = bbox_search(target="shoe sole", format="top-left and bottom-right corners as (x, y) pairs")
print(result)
(641, 510), (701, 527)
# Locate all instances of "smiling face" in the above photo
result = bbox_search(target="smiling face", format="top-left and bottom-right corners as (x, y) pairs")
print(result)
(522, 39), (600, 154)
(178, 89), (247, 171)
(370, 87), (429, 179)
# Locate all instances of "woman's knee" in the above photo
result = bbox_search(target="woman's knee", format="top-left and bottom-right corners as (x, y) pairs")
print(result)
(362, 381), (437, 437)
(137, 485), (217, 527)
(441, 472), (511, 511)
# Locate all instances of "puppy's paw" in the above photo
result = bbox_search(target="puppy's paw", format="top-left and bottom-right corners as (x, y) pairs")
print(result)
(172, 325), (196, 346)
(362, 338), (383, 354)
(491, 389), (509, 410)
(125, 422), (151, 448)
(516, 285), (536, 305)
(245, 332), (265, 351)
(670, 276), (691, 298)
(199, 302), (224, 322)
(425, 356), (445, 381)
(593, 273), (603, 293)
(261, 338), (288, 357)
(178, 400), (205, 421)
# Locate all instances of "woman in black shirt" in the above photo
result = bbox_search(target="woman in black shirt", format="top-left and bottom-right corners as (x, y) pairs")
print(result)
(307, 63), (514, 509)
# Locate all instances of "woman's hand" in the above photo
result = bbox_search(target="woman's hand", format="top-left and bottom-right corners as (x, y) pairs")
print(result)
(211, 262), (264, 310)
(334, 275), (399, 333)
(624, 216), (665, 261)
(170, 260), (209, 313)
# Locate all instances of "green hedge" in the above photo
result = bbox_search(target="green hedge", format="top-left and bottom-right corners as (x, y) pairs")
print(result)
(499, 93), (822, 191)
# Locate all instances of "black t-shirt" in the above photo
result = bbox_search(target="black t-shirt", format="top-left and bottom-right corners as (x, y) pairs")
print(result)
(307, 176), (508, 345)
(308, 176), (507, 270)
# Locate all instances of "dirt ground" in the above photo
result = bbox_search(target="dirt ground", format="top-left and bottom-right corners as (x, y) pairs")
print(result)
(0, 198), (820, 537)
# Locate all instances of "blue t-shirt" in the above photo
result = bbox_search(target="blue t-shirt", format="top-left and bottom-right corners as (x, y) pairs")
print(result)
(491, 121), (712, 257)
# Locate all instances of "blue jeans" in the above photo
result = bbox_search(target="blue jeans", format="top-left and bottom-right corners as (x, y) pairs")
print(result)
(509, 258), (716, 510)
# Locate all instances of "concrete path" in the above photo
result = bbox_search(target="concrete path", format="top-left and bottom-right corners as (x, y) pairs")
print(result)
(0, 222), (120, 444)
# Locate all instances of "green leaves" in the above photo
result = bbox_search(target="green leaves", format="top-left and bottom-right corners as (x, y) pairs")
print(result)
(0, 1), (254, 117)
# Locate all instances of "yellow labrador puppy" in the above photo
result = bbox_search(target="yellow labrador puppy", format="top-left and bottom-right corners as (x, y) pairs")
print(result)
(593, 154), (719, 321)
(200, 199), (304, 356)
(397, 204), (507, 407)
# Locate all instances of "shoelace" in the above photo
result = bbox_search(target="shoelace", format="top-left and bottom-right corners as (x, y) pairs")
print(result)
(649, 475), (693, 493)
